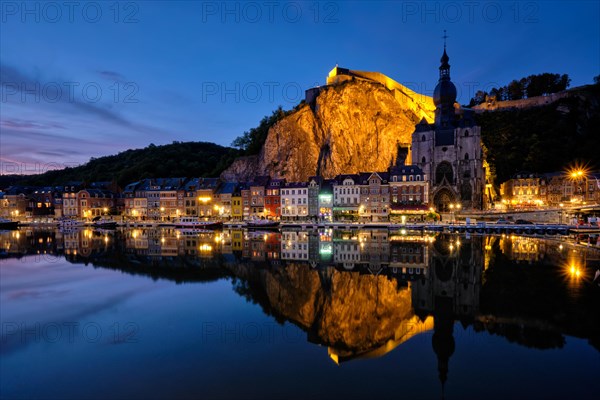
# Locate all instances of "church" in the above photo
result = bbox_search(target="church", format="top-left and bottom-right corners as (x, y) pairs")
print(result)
(410, 42), (485, 211)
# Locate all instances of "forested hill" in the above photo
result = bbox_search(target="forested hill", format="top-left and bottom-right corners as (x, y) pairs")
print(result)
(8, 141), (241, 188)
(477, 83), (600, 184)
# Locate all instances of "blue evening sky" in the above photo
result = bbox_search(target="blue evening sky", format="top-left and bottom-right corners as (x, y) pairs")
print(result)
(1, 1), (598, 172)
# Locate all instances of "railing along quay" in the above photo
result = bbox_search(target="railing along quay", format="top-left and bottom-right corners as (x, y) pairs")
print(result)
(277, 222), (599, 237)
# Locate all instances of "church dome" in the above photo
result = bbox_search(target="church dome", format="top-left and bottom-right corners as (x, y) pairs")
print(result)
(433, 80), (457, 106)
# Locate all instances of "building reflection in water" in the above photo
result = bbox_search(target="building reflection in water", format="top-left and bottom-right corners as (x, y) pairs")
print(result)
(1, 227), (598, 391)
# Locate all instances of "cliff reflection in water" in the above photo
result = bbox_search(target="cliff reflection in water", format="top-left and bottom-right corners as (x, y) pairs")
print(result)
(1, 228), (599, 370)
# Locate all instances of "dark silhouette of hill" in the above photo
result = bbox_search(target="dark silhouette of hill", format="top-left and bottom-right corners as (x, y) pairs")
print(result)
(7, 141), (241, 188)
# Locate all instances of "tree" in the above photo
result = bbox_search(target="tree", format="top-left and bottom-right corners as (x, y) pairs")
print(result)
(507, 80), (524, 100)
(485, 73), (571, 100)
(490, 87), (506, 101)
(557, 74), (571, 92)
(525, 73), (570, 97)
(469, 90), (488, 107)
(231, 106), (292, 154)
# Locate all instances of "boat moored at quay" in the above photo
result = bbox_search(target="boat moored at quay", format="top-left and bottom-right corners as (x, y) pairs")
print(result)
(171, 217), (223, 230)
(0, 218), (19, 230)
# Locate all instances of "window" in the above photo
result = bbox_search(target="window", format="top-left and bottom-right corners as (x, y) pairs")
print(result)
(421, 156), (426, 163)
(464, 153), (469, 160)
(464, 130), (469, 137)
(435, 162), (453, 185)
(421, 135), (426, 142)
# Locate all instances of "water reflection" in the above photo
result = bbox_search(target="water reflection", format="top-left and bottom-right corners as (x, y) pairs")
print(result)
(1, 227), (599, 387)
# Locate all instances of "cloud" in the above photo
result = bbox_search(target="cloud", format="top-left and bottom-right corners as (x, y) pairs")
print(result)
(36, 149), (87, 157)
(1, 118), (65, 130)
(8, 289), (71, 300)
(97, 70), (126, 82)
(0, 126), (109, 170)
(0, 126), (81, 143)
(0, 63), (164, 135)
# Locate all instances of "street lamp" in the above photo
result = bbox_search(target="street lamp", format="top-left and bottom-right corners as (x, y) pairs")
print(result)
(567, 166), (589, 203)
(448, 203), (461, 223)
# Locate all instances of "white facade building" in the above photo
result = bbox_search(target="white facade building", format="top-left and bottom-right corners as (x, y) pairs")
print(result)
(281, 182), (309, 220)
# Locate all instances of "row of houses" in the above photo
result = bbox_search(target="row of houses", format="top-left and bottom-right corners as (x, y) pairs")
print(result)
(499, 171), (600, 208)
(4, 167), (595, 222)
(0, 182), (118, 221)
(0, 162), (430, 222)
(120, 163), (429, 222)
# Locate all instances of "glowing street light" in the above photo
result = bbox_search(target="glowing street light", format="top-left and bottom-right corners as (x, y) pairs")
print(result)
(570, 169), (584, 179)
(566, 165), (590, 203)
(449, 203), (461, 222)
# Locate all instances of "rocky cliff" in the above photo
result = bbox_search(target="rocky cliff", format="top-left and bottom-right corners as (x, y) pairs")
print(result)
(227, 261), (429, 361)
(221, 78), (435, 182)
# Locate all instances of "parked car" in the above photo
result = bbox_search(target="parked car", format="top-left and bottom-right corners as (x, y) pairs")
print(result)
(514, 219), (534, 225)
(496, 218), (510, 224)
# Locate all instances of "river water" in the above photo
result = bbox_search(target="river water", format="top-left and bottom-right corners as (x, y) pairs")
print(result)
(1, 227), (598, 399)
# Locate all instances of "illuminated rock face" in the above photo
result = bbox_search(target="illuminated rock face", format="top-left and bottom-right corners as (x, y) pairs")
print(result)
(230, 262), (418, 358)
(222, 78), (435, 182)
(315, 269), (414, 353)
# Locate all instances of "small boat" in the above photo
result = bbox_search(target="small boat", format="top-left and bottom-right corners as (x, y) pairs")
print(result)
(92, 219), (118, 229)
(176, 227), (214, 235)
(0, 218), (19, 230)
(246, 219), (280, 229)
(174, 217), (223, 230)
(58, 218), (84, 229)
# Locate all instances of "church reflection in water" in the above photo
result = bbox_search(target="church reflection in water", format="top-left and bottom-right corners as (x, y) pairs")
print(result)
(1, 227), (599, 387)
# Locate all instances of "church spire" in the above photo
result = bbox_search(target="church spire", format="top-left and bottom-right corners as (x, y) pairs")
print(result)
(433, 30), (457, 126)
(439, 30), (451, 81)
